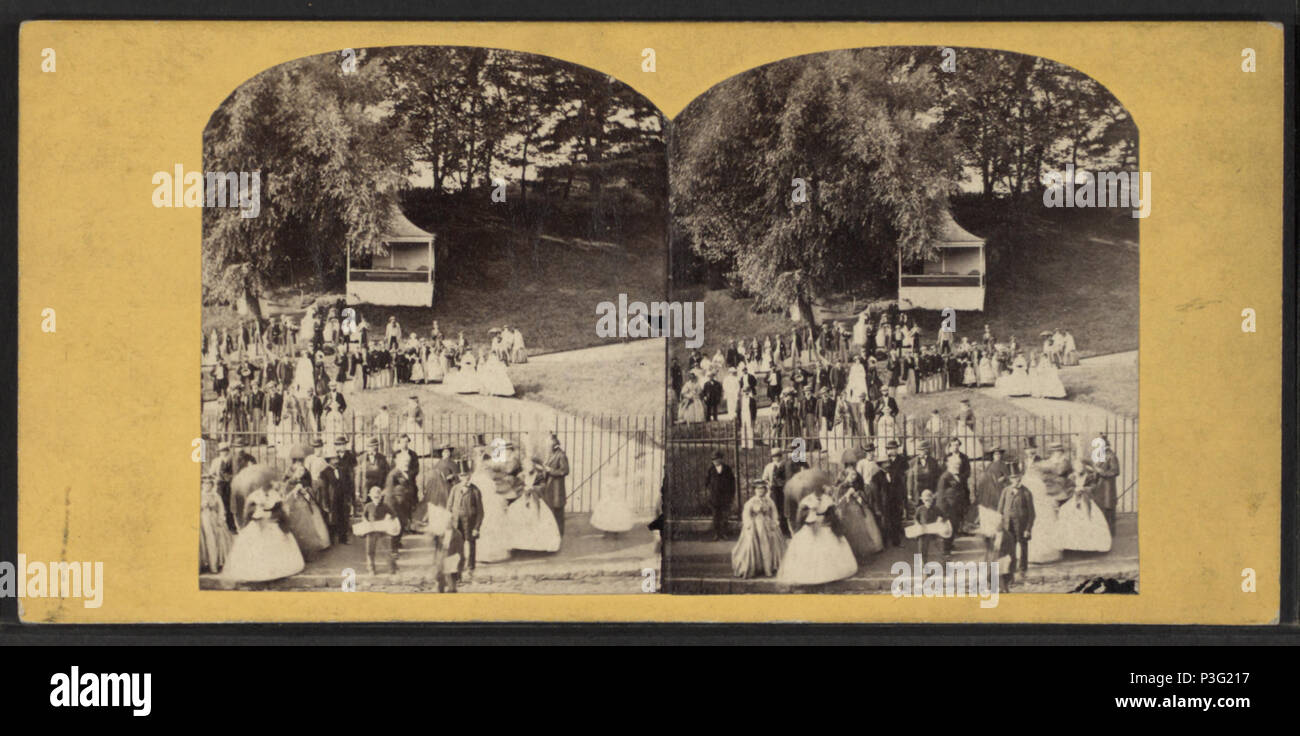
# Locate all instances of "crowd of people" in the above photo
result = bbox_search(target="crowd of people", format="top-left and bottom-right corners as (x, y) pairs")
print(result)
(671, 307), (1078, 448)
(709, 429), (1119, 589)
(198, 430), (636, 592)
(201, 300), (526, 443)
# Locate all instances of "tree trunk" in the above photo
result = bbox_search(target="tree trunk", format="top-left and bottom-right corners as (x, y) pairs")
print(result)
(236, 284), (263, 322)
(789, 294), (818, 328)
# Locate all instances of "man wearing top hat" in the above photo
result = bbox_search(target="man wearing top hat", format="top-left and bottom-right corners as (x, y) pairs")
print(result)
(881, 439), (908, 547)
(541, 434), (570, 537)
(332, 437), (357, 533)
(704, 450), (736, 541)
(320, 443), (352, 544)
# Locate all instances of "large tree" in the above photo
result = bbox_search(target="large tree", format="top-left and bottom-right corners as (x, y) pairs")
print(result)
(202, 50), (411, 316)
(671, 48), (958, 326)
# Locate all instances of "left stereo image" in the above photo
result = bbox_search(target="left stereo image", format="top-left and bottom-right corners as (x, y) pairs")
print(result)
(197, 47), (667, 595)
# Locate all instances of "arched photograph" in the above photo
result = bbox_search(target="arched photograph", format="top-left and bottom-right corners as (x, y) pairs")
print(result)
(197, 47), (667, 594)
(663, 47), (1139, 597)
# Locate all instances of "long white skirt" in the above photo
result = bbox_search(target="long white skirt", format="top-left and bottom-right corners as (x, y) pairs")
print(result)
(590, 494), (635, 533)
(476, 483), (513, 563)
(1034, 364), (1068, 399)
(1002, 368), (1032, 397)
(1057, 495), (1112, 552)
(507, 495), (562, 552)
(478, 363), (516, 397)
(1021, 472), (1063, 563)
(778, 523), (858, 585)
(222, 518), (305, 582)
(445, 367), (481, 394)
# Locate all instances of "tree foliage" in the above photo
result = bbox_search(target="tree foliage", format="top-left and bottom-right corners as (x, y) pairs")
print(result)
(671, 48), (958, 322)
(203, 50), (411, 311)
(203, 46), (665, 308)
(934, 48), (1137, 199)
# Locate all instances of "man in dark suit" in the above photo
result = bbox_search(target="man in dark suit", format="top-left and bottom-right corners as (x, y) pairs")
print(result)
(391, 434), (420, 511)
(322, 448), (353, 545)
(447, 469), (483, 579)
(1091, 434), (1120, 534)
(701, 375), (723, 422)
(997, 469), (1036, 587)
(762, 447), (791, 536)
(704, 450), (736, 540)
(541, 434), (570, 537)
(670, 357), (683, 402)
(725, 340), (740, 369)
(906, 440), (943, 509)
(356, 437), (390, 505)
(936, 454), (967, 555)
(881, 439), (908, 547)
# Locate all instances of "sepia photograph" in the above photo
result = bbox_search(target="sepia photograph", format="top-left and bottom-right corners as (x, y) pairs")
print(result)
(197, 46), (667, 594)
(663, 47), (1140, 597)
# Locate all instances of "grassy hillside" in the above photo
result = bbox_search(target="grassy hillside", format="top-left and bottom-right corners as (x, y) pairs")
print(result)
(203, 184), (667, 356)
(668, 202), (1138, 360)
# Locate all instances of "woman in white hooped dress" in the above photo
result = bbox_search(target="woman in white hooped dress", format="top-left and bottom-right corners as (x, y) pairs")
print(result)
(977, 350), (996, 386)
(997, 354), (1032, 397)
(777, 484), (859, 585)
(471, 447), (513, 563)
(410, 347), (426, 384)
(1031, 353), (1068, 399)
(445, 349), (482, 394)
(478, 351), (516, 397)
(962, 356), (978, 387)
(222, 482), (306, 583)
(590, 486), (635, 535)
(761, 337), (774, 373)
(423, 342), (445, 383)
(1056, 468), (1112, 552)
(1020, 451), (1065, 564)
(507, 466), (562, 552)
(678, 375), (706, 423)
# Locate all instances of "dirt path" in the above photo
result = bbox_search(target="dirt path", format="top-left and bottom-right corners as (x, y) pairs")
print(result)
(978, 350), (1136, 427)
(1079, 350), (1137, 367)
(528, 337), (665, 363)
